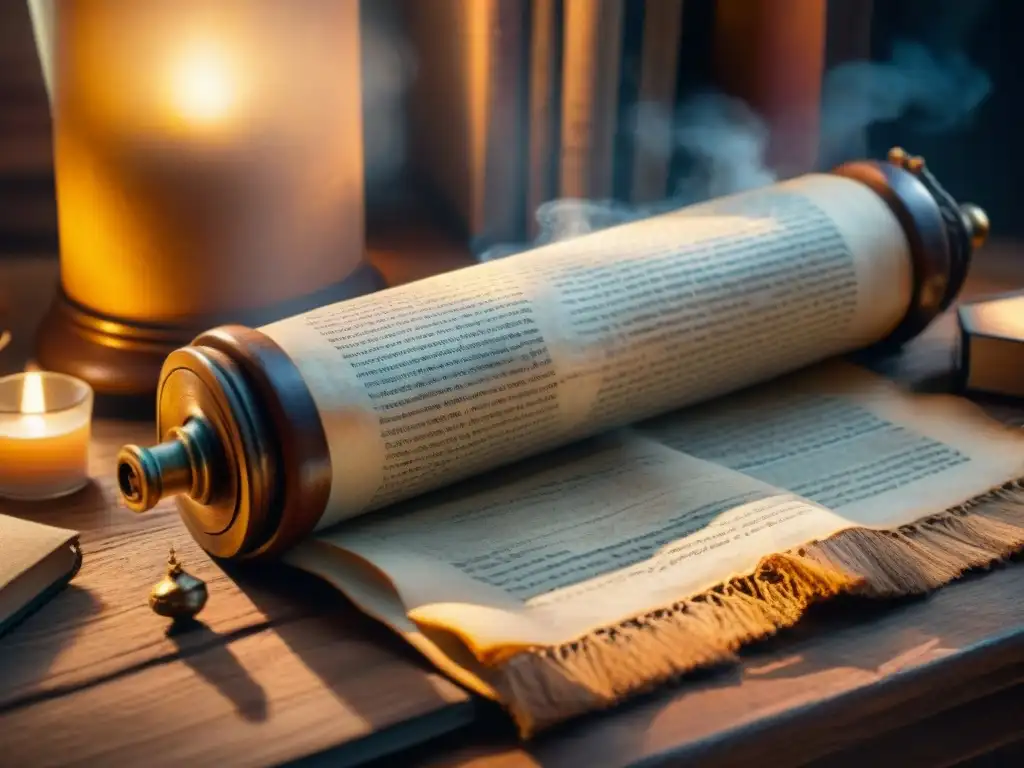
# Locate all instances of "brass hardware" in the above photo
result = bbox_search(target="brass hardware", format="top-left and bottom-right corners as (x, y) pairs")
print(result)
(886, 146), (925, 174)
(115, 342), (277, 559)
(118, 417), (218, 513)
(886, 147), (989, 252)
(960, 203), (990, 252)
(113, 326), (331, 561)
(887, 146), (909, 166)
(149, 546), (208, 621)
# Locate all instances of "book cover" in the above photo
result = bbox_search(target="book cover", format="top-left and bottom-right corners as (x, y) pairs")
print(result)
(0, 513), (81, 637)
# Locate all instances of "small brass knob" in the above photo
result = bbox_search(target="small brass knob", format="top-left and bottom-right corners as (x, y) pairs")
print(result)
(887, 147), (925, 174)
(117, 417), (218, 513)
(149, 546), (208, 621)
(887, 146), (909, 166)
(960, 203), (990, 251)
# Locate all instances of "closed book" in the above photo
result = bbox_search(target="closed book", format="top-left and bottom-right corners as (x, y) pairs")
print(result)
(0, 513), (81, 637)
(957, 290), (1024, 400)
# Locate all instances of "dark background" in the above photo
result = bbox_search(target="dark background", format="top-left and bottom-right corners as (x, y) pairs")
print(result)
(0, 0), (57, 253)
(869, 0), (1024, 238)
(0, 0), (1021, 256)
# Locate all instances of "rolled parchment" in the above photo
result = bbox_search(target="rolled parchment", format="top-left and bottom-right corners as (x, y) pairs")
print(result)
(117, 150), (984, 561)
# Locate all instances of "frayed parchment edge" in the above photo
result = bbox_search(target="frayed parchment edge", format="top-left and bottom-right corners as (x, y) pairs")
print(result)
(492, 481), (1024, 737)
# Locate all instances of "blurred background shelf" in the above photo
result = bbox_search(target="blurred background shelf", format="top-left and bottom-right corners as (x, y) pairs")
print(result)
(2, 0), (1022, 257)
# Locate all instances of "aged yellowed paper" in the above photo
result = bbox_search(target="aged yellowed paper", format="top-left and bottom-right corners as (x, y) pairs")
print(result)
(288, 362), (1024, 732)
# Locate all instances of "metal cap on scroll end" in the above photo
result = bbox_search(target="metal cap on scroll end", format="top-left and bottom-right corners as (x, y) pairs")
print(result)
(117, 418), (218, 514)
(113, 343), (277, 561)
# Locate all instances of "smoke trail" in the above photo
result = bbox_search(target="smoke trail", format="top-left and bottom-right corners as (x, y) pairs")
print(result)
(819, 41), (992, 167)
(478, 39), (993, 261)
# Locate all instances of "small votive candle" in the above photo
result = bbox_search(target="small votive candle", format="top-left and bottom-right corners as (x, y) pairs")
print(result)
(0, 371), (93, 500)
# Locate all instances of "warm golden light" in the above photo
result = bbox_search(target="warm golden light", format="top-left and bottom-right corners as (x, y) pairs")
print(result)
(0, 369), (93, 499)
(168, 43), (237, 125)
(21, 371), (46, 415)
(19, 370), (48, 439)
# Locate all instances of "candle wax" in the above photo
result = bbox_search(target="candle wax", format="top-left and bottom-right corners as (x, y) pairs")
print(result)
(0, 406), (91, 500)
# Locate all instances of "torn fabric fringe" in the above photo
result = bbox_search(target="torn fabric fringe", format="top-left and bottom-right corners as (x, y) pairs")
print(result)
(492, 481), (1024, 737)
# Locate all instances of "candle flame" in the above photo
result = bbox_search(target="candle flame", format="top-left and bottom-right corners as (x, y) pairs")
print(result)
(21, 371), (46, 415)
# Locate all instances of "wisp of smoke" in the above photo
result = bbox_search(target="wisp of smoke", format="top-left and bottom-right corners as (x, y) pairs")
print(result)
(819, 40), (992, 166)
(476, 92), (771, 258)
(477, 39), (992, 262)
(670, 92), (777, 203)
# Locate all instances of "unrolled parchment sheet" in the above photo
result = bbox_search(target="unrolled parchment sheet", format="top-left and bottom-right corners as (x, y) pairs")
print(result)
(287, 361), (1024, 726)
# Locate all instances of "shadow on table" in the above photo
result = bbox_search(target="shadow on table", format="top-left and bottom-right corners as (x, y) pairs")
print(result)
(0, 583), (102, 713)
(166, 619), (269, 723)
(0, 484), (108, 711)
(217, 560), (486, 764)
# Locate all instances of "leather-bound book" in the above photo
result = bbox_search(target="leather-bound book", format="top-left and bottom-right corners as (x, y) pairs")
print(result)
(0, 514), (81, 637)
(958, 291), (1024, 400)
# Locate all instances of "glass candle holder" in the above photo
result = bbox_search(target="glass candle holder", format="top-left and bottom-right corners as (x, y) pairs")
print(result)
(0, 371), (93, 500)
(32, 0), (374, 399)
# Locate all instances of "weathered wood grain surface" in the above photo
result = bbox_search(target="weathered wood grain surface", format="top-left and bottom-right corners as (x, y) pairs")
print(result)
(0, 242), (481, 768)
(3, 242), (1024, 768)
(412, 558), (1024, 768)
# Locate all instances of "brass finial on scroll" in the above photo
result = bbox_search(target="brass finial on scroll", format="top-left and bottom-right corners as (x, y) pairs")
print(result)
(149, 546), (208, 621)
(887, 146), (908, 166)
(960, 203), (991, 251)
(887, 146), (991, 253)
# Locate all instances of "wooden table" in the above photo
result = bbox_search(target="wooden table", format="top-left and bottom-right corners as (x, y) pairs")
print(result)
(2, 241), (1024, 768)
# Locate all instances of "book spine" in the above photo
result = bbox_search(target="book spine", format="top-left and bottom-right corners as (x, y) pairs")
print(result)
(559, 0), (624, 200)
(478, 0), (531, 249)
(630, 0), (684, 203)
(525, 0), (562, 237)
(713, 0), (827, 178)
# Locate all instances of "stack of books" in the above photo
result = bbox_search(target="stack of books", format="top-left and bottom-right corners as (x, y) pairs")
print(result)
(403, 0), (697, 255)
(399, 0), (871, 256)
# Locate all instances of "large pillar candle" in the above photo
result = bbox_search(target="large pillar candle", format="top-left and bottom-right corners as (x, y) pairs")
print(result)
(35, 0), (373, 398)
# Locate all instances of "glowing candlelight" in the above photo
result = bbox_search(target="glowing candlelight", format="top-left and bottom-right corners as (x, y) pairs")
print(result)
(0, 371), (93, 500)
(19, 371), (48, 438)
(167, 42), (239, 126)
(38, 0), (367, 387)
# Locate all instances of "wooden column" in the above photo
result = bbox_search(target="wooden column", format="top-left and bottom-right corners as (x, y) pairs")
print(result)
(712, 0), (828, 178)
